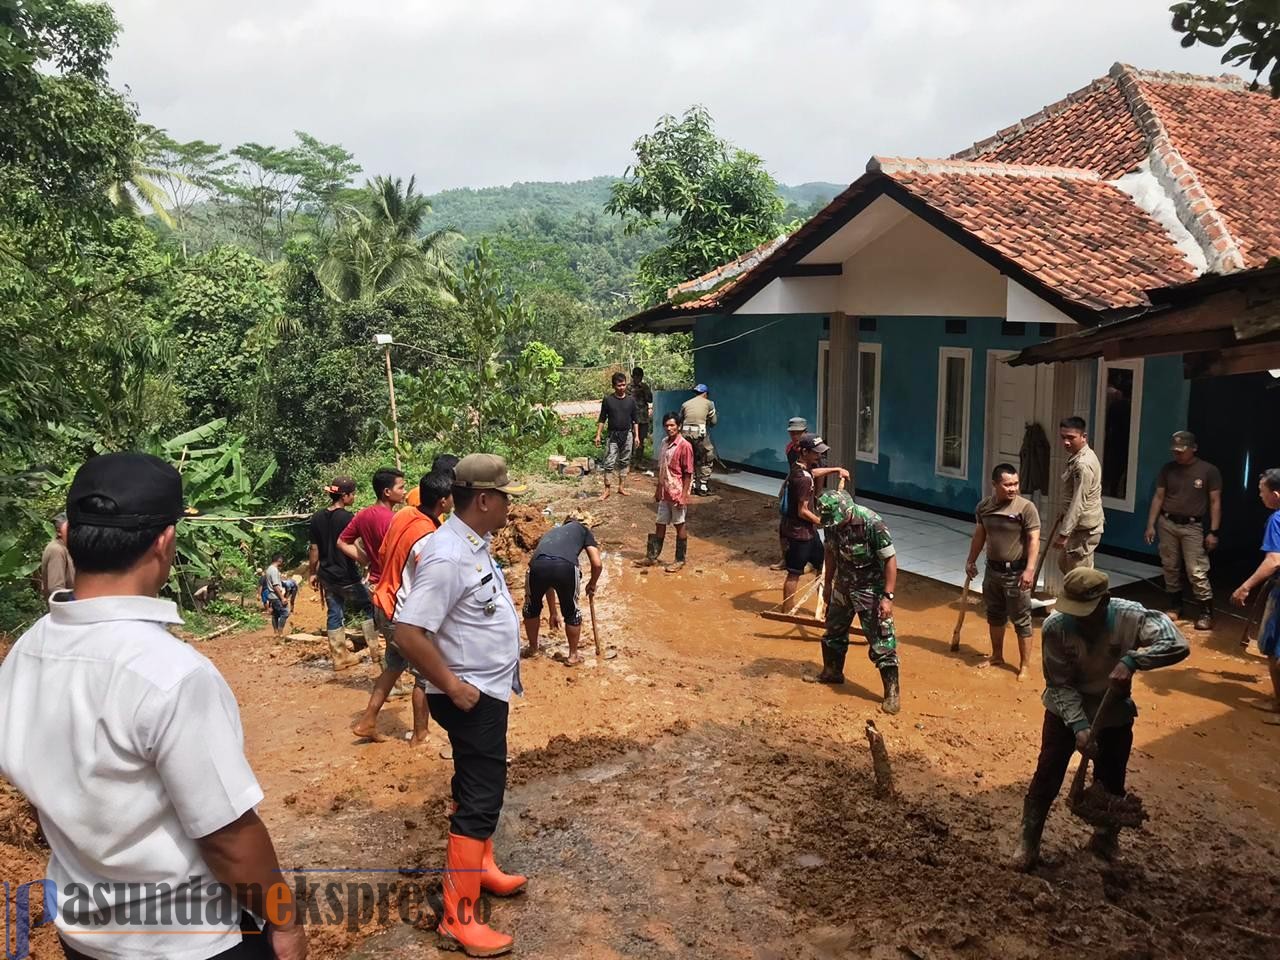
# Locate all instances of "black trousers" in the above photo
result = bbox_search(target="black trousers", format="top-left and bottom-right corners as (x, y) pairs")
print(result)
(1025, 709), (1133, 811)
(427, 692), (509, 839)
(62, 913), (271, 960)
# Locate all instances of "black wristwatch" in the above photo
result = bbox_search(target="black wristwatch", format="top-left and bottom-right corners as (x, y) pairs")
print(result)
(883, 592), (895, 601)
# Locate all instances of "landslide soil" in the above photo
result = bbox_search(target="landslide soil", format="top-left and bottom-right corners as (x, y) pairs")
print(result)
(5, 470), (1280, 959)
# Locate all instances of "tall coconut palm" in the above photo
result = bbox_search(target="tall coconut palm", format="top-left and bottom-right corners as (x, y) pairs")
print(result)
(314, 175), (456, 304)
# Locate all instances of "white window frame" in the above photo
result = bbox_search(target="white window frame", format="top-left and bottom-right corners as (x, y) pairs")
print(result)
(816, 341), (830, 439)
(1094, 357), (1144, 512)
(856, 342), (882, 463)
(936, 346), (972, 480)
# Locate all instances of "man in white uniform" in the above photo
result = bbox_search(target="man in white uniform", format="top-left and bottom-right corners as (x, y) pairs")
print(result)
(0, 453), (305, 960)
(395, 454), (530, 957)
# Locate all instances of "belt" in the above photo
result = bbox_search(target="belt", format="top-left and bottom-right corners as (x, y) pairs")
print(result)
(987, 559), (1027, 573)
(1161, 512), (1202, 525)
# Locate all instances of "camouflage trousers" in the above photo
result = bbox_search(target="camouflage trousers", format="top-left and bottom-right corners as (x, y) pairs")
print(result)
(822, 599), (898, 669)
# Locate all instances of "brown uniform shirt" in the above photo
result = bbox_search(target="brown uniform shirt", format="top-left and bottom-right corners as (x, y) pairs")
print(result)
(1157, 459), (1221, 518)
(40, 538), (75, 598)
(976, 494), (1040, 564)
(1061, 445), (1104, 536)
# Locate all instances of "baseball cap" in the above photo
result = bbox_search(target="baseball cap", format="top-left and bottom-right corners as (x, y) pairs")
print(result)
(67, 453), (191, 530)
(453, 454), (528, 495)
(819, 490), (855, 528)
(787, 417), (808, 432)
(1056, 567), (1110, 617)
(325, 476), (357, 496)
(695, 383), (708, 393)
(1170, 430), (1197, 451)
(797, 433), (829, 454)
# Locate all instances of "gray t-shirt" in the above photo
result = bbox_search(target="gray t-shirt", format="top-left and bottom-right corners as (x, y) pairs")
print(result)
(265, 564), (284, 593)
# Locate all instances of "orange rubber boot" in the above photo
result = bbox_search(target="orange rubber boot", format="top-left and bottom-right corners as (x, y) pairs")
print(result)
(438, 833), (513, 957)
(481, 838), (528, 897)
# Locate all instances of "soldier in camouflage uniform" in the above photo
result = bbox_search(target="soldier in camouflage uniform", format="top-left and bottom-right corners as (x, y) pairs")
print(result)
(805, 490), (901, 714)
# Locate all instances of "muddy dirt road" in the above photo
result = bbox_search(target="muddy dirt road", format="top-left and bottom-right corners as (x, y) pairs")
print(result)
(5, 474), (1280, 958)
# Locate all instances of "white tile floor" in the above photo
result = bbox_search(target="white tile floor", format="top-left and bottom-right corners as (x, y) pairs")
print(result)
(714, 469), (1159, 594)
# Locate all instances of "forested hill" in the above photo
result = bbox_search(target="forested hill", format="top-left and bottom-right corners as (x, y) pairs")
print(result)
(422, 177), (845, 237)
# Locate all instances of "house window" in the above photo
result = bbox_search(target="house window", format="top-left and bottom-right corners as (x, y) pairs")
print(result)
(816, 342), (830, 438)
(1001, 320), (1026, 337)
(857, 343), (881, 463)
(945, 318), (968, 335)
(936, 347), (972, 478)
(859, 316), (877, 332)
(1095, 358), (1144, 511)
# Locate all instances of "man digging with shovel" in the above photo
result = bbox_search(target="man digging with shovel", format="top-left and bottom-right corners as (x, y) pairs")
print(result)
(1017, 568), (1189, 871)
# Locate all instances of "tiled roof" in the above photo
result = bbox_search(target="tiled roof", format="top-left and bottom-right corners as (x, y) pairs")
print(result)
(871, 158), (1199, 310)
(954, 78), (1147, 181)
(616, 61), (1280, 332)
(1135, 74), (1280, 268)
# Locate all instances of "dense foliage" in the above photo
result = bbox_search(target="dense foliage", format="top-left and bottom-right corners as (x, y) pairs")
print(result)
(0, 1), (839, 631)
(1172, 1), (1280, 95)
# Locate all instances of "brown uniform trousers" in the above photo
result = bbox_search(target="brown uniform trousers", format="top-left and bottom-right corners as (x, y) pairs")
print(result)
(1156, 515), (1212, 602)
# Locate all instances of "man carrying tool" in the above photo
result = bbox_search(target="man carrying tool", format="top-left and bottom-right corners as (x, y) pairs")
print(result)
(1054, 417), (1104, 574)
(352, 468), (455, 745)
(1144, 431), (1222, 631)
(805, 489), (900, 715)
(965, 463), (1040, 680)
(522, 516), (603, 665)
(680, 384), (717, 496)
(1230, 467), (1280, 724)
(640, 412), (695, 571)
(309, 477), (378, 672)
(780, 435), (849, 610)
(395, 454), (529, 956)
(594, 372), (640, 501)
(1016, 568), (1189, 870)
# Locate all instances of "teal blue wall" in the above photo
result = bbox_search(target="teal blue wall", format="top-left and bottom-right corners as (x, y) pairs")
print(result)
(856, 317), (1048, 514)
(1098, 355), (1191, 550)
(688, 313), (828, 472)
(684, 312), (1190, 558)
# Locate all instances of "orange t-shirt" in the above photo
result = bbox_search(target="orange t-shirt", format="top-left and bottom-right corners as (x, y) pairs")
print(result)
(373, 507), (439, 621)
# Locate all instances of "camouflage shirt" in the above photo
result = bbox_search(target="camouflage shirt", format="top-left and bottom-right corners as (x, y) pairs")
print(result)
(825, 502), (896, 610)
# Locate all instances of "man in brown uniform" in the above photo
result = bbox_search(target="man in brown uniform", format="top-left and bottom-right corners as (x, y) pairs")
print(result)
(1144, 431), (1222, 631)
(966, 464), (1041, 679)
(680, 384), (718, 496)
(1055, 416), (1104, 574)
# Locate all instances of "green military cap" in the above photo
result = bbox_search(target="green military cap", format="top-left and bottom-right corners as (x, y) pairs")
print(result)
(818, 490), (855, 529)
(1056, 567), (1109, 617)
(453, 453), (528, 495)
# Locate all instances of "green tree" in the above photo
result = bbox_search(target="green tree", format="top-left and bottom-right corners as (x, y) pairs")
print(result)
(1172, 1), (1280, 95)
(607, 106), (785, 304)
(138, 126), (235, 255)
(400, 241), (562, 458)
(313, 175), (455, 304)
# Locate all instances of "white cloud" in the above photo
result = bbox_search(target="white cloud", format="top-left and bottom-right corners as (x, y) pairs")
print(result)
(107, 0), (1238, 192)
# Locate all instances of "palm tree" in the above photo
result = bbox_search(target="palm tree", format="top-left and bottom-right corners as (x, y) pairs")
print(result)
(313, 176), (456, 303)
(107, 127), (183, 228)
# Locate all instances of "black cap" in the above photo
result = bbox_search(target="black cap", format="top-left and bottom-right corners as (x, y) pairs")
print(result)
(67, 453), (188, 530)
(797, 433), (830, 454)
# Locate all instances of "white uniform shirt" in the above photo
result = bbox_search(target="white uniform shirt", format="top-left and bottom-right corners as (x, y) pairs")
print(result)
(0, 592), (263, 960)
(396, 515), (522, 702)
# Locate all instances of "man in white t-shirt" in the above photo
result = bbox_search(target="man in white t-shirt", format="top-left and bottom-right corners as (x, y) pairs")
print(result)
(0, 453), (306, 960)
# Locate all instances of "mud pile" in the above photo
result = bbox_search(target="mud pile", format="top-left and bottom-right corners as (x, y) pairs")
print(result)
(492, 504), (552, 581)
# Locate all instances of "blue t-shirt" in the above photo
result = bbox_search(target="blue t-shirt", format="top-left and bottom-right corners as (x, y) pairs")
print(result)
(1263, 511), (1280, 553)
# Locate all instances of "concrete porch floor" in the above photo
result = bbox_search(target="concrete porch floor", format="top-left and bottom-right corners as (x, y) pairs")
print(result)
(713, 469), (1159, 595)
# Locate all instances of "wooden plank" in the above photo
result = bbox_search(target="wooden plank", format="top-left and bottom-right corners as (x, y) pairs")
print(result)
(780, 262), (843, 277)
(826, 311), (858, 491)
(1103, 329), (1236, 360)
(1195, 342), (1280, 377)
(759, 610), (867, 635)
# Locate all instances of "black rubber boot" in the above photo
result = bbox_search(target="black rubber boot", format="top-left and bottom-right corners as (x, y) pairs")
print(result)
(635, 534), (663, 567)
(880, 665), (900, 715)
(664, 537), (687, 572)
(1016, 796), (1050, 872)
(803, 644), (846, 684)
(1194, 600), (1213, 632)
(1165, 591), (1182, 616)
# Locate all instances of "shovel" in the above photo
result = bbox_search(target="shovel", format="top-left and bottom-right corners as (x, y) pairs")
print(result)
(1067, 686), (1148, 830)
(589, 593), (617, 660)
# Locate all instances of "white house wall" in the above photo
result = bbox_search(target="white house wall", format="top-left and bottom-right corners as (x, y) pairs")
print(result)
(1006, 278), (1078, 327)
(732, 202), (1007, 318)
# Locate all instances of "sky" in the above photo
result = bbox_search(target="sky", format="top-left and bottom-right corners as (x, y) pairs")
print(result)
(107, 0), (1240, 193)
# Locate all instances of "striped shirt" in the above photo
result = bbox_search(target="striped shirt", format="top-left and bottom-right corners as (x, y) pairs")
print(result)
(1041, 598), (1189, 732)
